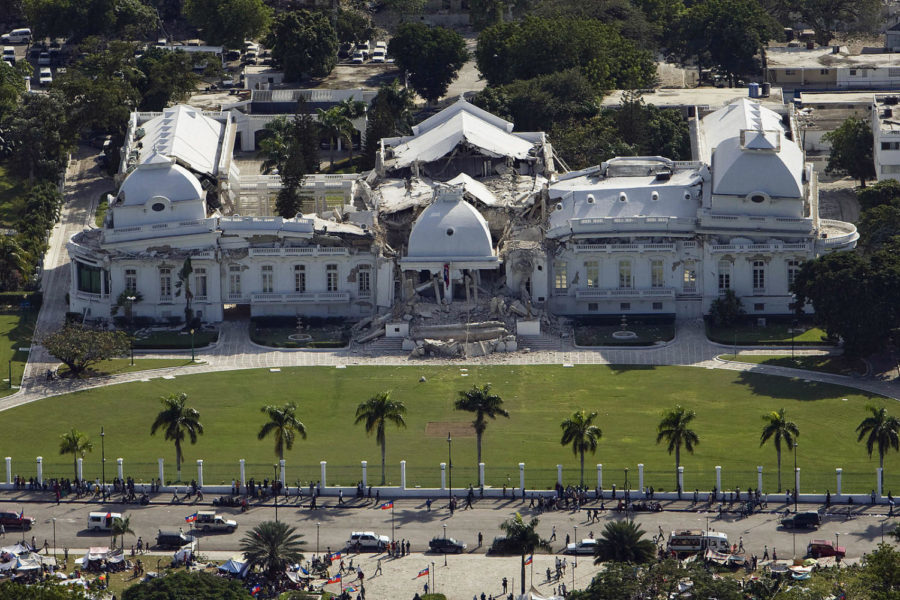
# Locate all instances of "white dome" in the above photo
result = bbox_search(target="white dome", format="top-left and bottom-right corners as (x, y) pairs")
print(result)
(118, 152), (203, 206)
(407, 193), (493, 259)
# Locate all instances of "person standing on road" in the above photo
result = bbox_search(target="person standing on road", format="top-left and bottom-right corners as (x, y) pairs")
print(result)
(762, 545), (768, 560)
(374, 558), (382, 575)
(502, 577), (508, 594)
(478, 532), (483, 547)
(0, 524), (5, 537)
(549, 526), (556, 541)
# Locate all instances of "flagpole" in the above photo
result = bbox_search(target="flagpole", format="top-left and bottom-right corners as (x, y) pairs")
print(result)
(391, 502), (395, 547)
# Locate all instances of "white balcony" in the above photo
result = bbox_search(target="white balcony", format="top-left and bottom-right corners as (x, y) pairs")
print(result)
(74, 291), (109, 302)
(568, 216), (697, 235)
(250, 291), (351, 304)
(248, 246), (350, 257)
(709, 241), (811, 253)
(103, 218), (218, 243)
(700, 212), (814, 233)
(575, 287), (676, 299)
(573, 243), (677, 253)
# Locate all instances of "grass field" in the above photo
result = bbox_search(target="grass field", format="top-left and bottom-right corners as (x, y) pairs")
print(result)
(0, 310), (37, 397)
(3, 365), (896, 494)
(57, 358), (197, 378)
(719, 354), (866, 376)
(706, 320), (830, 346)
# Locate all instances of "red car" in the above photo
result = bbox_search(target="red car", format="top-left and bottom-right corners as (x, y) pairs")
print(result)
(0, 510), (35, 530)
(807, 540), (845, 559)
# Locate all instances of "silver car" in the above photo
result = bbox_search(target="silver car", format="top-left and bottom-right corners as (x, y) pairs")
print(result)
(564, 539), (598, 555)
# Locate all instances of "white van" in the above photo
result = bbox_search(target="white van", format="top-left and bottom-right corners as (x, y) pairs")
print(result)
(666, 529), (729, 553)
(87, 512), (122, 531)
(2, 29), (32, 44)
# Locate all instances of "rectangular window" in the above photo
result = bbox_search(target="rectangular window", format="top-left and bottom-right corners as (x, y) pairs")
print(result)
(718, 260), (731, 292)
(881, 141), (900, 151)
(752, 260), (765, 291)
(784, 69), (796, 76)
(652, 302), (663, 311)
(194, 268), (207, 299)
(651, 259), (664, 289)
(554, 261), (567, 292)
(229, 265), (241, 296)
(787, 259), (800, 288)
(620, 302), (631, 311)
(584, 261), (599, 288)
(124, 269), (137, 294)
(261, 265), (274, 293)
(819, 69), (829, 75)
(618, 260), (632, 289)
(754, 303), (765, 311)
(159, 268), (172, 301)
(358, 265), (371, 296)
(294, 265), (306, 292)
(587, 302), (598, 312)
(683, 267), (697, 293)
(326, 264), (338, 292)
(77, 263), (102, 294)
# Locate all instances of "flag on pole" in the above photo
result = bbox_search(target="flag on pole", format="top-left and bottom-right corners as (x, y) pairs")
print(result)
(326, 573), (342, 584)
(380, 501), (393, 510)
(185, 513), (198, 523)
(524, 555), (533, 565)
(417, 566), (430, 578)
(250, 585), (261, 596)
(105, 512), (112, 519)
(299, 566), (309, 575)
(17, 509), (24, 519)
(327, 551), (342, 561)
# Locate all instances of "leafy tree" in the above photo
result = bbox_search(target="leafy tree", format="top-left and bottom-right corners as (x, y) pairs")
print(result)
(274, 186), (303, 220)
(256, 109), (320, 217)
(23, 182), (63, 232)
(122, 570), (251, 600)
(182, 0), (272, 48)
(136, 47), (203, 111)
(258, 402), (307, 461)
(795, 0), (881, 46)
(383, 0), (426, 19)
(41, 326), (131, 377)
(111, 514), (134, 549)
(859, 543), (900, 599)
(469, 0), (505, 30)
(856, 405), (900, 480)
(760, 408), (799, 492)
(593, 520), (656, 564)
(455, 383), (509, 468)
(0, 579), (91, 599)
(335, 8), (374, 45)
(476, 16), (656, 89)
(656, 405), (698, 494)
(534, 0), (659, 48)
(317, 106), (353, 168)
(498, 513), (550, 596)
(59, 428), (93, 481)
(823, 116), (875, 187)
(354, 391), (407, 485)
(361, 79), (415, 168)
(0, 60), (26, 117)
(112, 0), (160, 40)
(673, 0), (780, 82)
(240, 521), (305, 582)
(549, 116), (635, 170)
(266, 10), (338, 81)
(708, 289), (745, 327)
(0, 237), (28, 291)
(2, 94), (73, 181)
(858, 179), (900, 211)
(560, 410), (602, 487)
(388, 24), (468, 104)
(858, 205), (900, 252)
(615, 94), (691, 160)
(23, 0), (116, 41)
(150, 392), (204, 481)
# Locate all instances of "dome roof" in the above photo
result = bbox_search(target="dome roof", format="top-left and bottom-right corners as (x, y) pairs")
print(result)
(407, 189), (493, 260)
(118, 151), (204, 206)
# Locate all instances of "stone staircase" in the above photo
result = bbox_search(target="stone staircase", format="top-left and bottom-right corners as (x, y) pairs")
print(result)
(518, 333), (562, 352)
(357, 336), (405, 354)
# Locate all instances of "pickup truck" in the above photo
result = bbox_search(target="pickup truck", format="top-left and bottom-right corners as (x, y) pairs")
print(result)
(807, 540), (845, 559)
(193, 511), (237, 532)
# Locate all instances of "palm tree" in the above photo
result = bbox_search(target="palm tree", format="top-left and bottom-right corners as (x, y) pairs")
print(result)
(258, 402), (307, 461)
(856, 405), (900, 480)
(258, 116), (292, 175)
(354, 391), (407, 485)
(316, 106), (353, 168)
(760, 408), (799, 493)
(111, 515), (134, 550)
(241, 521), (306, 582)
(594, 520), (656, 564)
(499, 513), (550, 596)
(656, 405), (699, 494)
(336, 98), (367, 162)
(560, 410), (602, 487)
(0, 236), (28, 289)
(58, 428), (93, 481)
(455, 384), (509, 468)
(150, 392), (204, 481)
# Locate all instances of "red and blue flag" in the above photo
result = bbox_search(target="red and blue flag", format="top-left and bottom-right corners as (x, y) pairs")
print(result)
(524, 555), (533, 565)
(417, 566), (429, 578)
(380, 501), (393, 510)
(185, 513), (198, 523)
(326, 573), (342, 584)
(250, 584), (261, 595)
(327, 551), (342, 560)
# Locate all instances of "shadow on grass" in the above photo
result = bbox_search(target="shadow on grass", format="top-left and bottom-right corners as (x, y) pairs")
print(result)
(607, 364), (656, 375)
(734, 371), (881, 402)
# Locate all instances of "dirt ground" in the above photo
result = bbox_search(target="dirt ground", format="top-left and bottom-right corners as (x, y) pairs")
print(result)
(815, 169), (861, 223)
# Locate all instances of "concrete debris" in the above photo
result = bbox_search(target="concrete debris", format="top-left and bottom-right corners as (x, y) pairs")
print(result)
(507, 300), (528, 317)
(409, 335), (518, 359)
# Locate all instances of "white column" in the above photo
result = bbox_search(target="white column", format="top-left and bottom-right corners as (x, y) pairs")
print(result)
(440, 463), (447, 490)
(77, 458), (83, 482)
(239, 459), (246, 487)
(715, 465), (722, 493)
(638, 464), (644, 491)
(877, 467), (883, 498)
(5, 457), (11, 485)
(678, 466), (684, 493)
(36, 457), (42, 484)
(320, 461), (327, 488)
(361, 461), (367, 489)
(479, 463), (485, 488)
(757, 466), (763, 493)
(157, 458), (164, 484)
(794, 467), (800, 497)
(836, 468), (842, 496)
(117, 458), (124, 480)
(278, 459), (285, 486)
(400, 460), (407, 490)
(197, 460), (203, 488)
(518, 463), (525, 492)
(597, 464), (602, 489)
(557, 464), (563, 486)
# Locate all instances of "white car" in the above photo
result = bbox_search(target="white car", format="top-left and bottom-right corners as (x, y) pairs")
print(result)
(351, 50), (366, 64)
(347, 531), (389, 551)
(375, 41), (387, 51)
(371, 49), (386, 63)
(39, 67), (52, 85)
(38, 52), (51, 66)
(564, 539), (598, 555)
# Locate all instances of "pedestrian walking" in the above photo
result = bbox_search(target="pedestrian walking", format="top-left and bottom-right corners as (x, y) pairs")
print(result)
(63, 547), (68, 565)
(426, 498), (432, 512)
(478, 532), (483, 547)
(762, 545), (768, 561)
(738, 537), (744, 553)
(0, 524), (5, 537)
(772, 548), (777, 561)
(549, 526), (556, 541)
(375, 558), (382, 575)
(339, 489), (344, 505)
(502, 577), (508, 594)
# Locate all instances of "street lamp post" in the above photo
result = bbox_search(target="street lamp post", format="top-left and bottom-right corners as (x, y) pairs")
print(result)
(316, 523), (320, 556)
(190, 328), (195, 363)
(791, 319), (798, 362)
(443, 523), (448, 566)
(52, 518), (56, 561)
(793, 442), (799, 513)
(447, 433), (452, 507)
(273, 464), (279, 523)
(574, 525), (578, 545)
(101, 426), (106, 488)
(624, 468), (629, 503)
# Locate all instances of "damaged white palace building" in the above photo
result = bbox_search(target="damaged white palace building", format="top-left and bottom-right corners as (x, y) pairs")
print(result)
(67, 97), (858, 334)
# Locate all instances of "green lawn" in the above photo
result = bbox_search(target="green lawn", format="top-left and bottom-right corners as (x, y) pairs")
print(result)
(57, 358), (197, 378)
(250, 322), (349, 348)
(0, 164), (26, 229)
(2, 365), (895, 494)
(719, 354), (866, 376)
(574, 322), (675, 346)
(132, 329), (219, 350)
(706, 320), (830, 346)
(0, 309), (37, 397)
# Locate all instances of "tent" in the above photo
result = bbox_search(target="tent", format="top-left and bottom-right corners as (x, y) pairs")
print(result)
(14, 553), (45, 571)
(1, 544), (29, 556)
(218, 558), (247, 577)
(517, 587), (564, 600)
(79, 547), (110, 568)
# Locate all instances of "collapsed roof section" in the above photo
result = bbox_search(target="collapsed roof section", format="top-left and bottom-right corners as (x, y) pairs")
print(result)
(134, 105), (225, 177)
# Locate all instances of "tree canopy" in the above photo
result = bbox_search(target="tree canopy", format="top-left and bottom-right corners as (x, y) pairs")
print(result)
(266, 10), (338, 81)
(361, 79), (415, 168)
(182, 0), (272, 48)
(794, 0), (881, 45)
(42, 326), (131, 377)
(823, 116), (875, 187)
(122, 570), (251, 600)
(2, 94), (73, 181)
(388, 23), (468, 103)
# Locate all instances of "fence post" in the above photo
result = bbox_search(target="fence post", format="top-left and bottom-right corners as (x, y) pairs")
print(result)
(757, 466), (763, 494)
(479, 463), (485, 488)
(320, 461), (327, 489)
(400, 460), (406, 490)
(158, 459), (164, 485)
(279, 459), (286, 486)
(715, 466), (722, 496)
(836, 468), (842, 496)
(597, 464), (602, 490)
(36, 457), (43, 484)
(440, 463), (446, 490)
(678, 466), (684, 496)
(77, 458), (83, 482)
(519, 463), (525, 493)
(117, 458), (124, 481)
(557, 464), (562, 487)
(197, 460), (203, 488)
(5, 457), (10, 485)
(239, 459), (246, 488)
(361, 461), (367, 489)
(794, 467), (800, 498)
(638, 464), (644, 492)
(877, 467), (883, 498)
